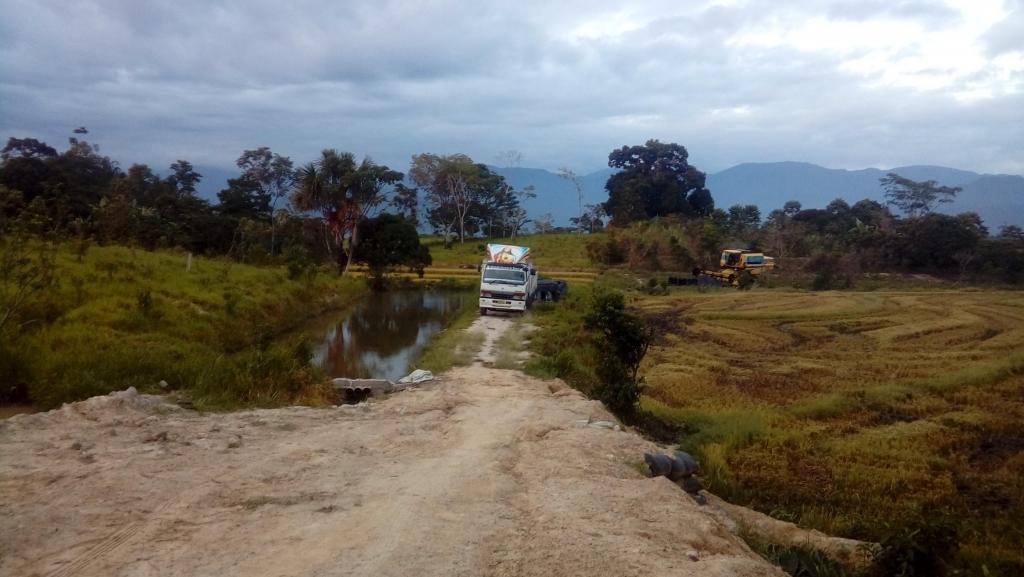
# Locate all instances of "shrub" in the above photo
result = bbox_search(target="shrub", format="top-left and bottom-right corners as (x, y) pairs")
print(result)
(808, 253), (851, 290)
(873, 509), (960, 577)
(584, 290), (652, 416)
(136, 288), (154, 315)
(743, 536), (852, 577)
(586, 235), (624, 265)
(0, 339), (34, 403)
(284, 244), (316, 281)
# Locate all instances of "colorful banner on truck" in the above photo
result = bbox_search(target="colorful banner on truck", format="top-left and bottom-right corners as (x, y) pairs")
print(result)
(486, 244), (531, 264)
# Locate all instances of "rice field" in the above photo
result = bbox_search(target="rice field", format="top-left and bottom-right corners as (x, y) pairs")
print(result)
(634, 288), (1024, 574)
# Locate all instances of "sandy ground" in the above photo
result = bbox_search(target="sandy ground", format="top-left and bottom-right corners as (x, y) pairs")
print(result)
(0, 315), (784, 577)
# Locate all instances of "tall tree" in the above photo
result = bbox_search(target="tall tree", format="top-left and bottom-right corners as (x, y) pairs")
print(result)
(409, 153), (480, 245)
(534, 212), (554, 234)
(879, 172), (961, 217)
(236, 148), (295, 255)
(470, 164), (522, 238)
(507, 206), (530, 239)
(603, 140), (712, 225)
(292, 150), (401, 275)
(122, 164), (166, 206)
(167, 160), (202, 197)
(217, 177), (269, 220)
(0, 140), (62, 204)
(726, 204), (761, 239)
(557, 167), (585, 234)
(571, 203), (606, 233)
(50, 132), (120, 221)
(1, 131), (119, 223)
(1, 137), (58, 161)
(389, 183), (419, 224)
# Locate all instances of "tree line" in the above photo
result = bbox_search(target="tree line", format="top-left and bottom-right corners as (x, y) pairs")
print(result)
(594, 139), (1024, 285)
(0, 131), (544, 277)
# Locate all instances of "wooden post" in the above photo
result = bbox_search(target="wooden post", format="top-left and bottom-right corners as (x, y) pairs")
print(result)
(186, 252), (192, 273)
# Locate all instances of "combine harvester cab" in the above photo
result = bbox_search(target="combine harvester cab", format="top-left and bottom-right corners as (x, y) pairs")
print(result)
(479, 244), (538, 315)
(694, 249), (776, 287)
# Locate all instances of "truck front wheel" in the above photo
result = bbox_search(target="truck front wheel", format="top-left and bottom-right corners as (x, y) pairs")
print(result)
(480, 308), (487, 316)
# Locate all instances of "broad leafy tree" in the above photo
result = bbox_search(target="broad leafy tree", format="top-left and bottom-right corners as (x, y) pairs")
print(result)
(354, 213), (431, 287)
(0, 133), (119, 223)
(880, 172), (961, 217)
(167, 160), (202, 197)
(409, 153), (476, 245)
(726, 204), (761, 238)
(1, 138), (57, 161)
(895, 212), (984, 269)
(389, 183), (419, 224)
(235, 148), (294, 254)
(603, 140), (713, 225)
(409, 153), (523, 244)
(218, 177), (269, 220)
(471, 166), (520, 237)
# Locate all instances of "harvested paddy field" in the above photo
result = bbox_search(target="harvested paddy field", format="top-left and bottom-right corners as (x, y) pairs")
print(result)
(635, 289), (1024, 574)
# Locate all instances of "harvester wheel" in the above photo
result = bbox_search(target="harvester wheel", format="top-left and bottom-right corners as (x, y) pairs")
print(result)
(737, 271), (755, 290)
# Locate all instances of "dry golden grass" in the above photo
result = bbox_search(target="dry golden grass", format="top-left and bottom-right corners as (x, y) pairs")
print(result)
(635, 288), (1024, 574)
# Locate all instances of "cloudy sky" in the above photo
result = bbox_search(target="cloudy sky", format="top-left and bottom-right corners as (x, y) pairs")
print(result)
(1, 0), (1021, 176)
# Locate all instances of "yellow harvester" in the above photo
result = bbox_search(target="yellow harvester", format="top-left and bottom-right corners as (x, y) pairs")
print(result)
(693, 249), (775, 287)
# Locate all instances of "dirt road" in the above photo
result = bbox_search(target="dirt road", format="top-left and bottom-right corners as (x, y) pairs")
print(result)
(1, 315), (782, 577)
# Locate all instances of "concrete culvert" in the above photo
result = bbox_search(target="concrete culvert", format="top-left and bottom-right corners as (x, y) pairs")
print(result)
(643, 453), (675, 478)
(644, 450), (701, 489)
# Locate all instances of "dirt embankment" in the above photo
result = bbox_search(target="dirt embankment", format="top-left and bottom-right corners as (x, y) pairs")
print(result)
(2, 316), (794, 577)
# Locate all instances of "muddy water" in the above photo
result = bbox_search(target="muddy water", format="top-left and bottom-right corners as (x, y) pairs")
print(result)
(308, 290), (472, 381)
(0, 404), (37, 419)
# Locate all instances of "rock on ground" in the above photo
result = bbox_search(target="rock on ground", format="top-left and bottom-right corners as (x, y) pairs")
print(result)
(1, 370), (784, 577)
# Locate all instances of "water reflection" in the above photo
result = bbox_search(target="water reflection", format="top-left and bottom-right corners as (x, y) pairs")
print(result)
(310, 290), (470, 381)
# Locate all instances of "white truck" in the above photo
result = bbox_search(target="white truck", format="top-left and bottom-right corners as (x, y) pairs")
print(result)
(479, 244), (537, 315)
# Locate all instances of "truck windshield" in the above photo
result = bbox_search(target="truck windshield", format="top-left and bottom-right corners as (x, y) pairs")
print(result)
(484, 267), (525, 284)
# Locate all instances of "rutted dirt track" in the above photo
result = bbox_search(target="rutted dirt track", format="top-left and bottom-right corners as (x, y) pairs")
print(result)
(1, 317), (782, 577)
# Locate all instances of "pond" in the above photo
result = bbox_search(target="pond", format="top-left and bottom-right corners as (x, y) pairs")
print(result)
(0, 404), (37, 419)
(306, 290), (472, 382)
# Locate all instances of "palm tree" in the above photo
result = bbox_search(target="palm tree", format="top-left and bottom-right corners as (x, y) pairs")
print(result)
(291, 150), (402, 275)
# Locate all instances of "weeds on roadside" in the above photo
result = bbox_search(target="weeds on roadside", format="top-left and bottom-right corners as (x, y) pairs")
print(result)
(411, 294), (480, 373)
(741, 527), (857, 577)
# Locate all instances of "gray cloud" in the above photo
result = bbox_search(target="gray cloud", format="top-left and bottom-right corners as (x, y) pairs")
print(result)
(1, 0), (1021, 177)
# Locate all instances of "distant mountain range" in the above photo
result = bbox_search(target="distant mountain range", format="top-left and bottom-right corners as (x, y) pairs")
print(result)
(707, 162), (1024, 231)
(193, 162), (1024, 231)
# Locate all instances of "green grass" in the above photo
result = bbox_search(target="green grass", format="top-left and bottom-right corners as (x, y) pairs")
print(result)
(423, 232), (600, 270)
(522, 288), (598, 387)
(492, 318), (532, 370)
(410, 295), (481, 373)
(741, 534), (856, 577)
(4, 243), (368, 409)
